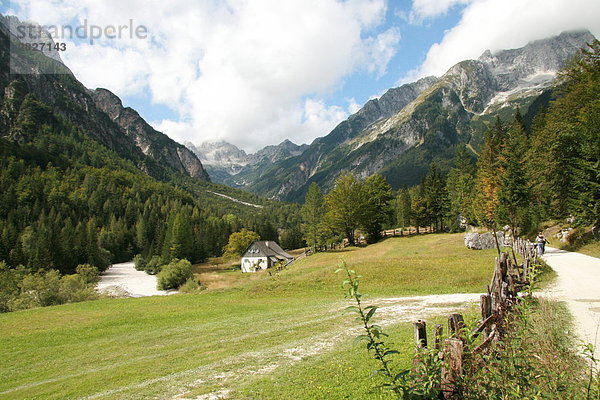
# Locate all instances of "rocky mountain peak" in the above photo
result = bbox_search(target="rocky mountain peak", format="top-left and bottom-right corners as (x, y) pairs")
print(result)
(0, 14), (64, 64)
(91, 88), (210, 181)
(236, 30), (597, 201)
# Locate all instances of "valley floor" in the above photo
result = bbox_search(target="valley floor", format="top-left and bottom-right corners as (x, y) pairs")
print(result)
(0, 234), (497, 399)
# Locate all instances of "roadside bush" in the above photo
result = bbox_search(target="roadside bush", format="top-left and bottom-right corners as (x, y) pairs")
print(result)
(76, 264), (100, 284)
(145, 255), (163, 275)
(178, 277), (206, 293)
(133, 254), (146, 271)
(157, 259), (193, 290)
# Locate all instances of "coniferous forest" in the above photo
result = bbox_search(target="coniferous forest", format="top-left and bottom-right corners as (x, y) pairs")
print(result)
(0, 93), (301, 310)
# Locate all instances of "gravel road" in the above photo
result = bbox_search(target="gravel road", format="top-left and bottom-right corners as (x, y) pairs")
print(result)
(541, 247), (600, 346)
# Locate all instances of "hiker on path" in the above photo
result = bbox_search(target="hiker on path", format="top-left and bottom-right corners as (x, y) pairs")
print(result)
(536, 231), (549, 255)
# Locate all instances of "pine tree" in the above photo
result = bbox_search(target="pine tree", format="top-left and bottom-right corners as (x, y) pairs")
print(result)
(168, 210), (194, 261)
(394, 188), (412, 232)
(423, 163), (449, 231)
(474, 118), (507, 228)
(360, 174), (393, 243)
(497, 112), (531, 235)
(300, 183), (325, 251)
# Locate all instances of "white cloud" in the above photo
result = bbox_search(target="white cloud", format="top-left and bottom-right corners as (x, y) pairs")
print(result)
(409, 0), (472, 22)
(361, 27), (401, 77)
(347, 98), (361, 114)
(404, 0), (600, 81)
(10, 0), (400, 151)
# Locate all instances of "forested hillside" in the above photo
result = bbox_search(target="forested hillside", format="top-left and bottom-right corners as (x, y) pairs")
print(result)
(0, 94), (300, 275)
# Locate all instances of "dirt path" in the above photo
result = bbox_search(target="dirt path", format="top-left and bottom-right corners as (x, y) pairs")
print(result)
(541, 247), (600, 346)
(172, 293), (482, 400)
(97, 261), (175, 297)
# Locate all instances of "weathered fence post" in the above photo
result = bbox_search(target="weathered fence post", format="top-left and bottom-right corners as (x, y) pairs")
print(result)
(441, 338), (464, 399)
(480, 294), (492, 337)
(448, 313), (465, 342)
(434, 324), (444, 350)
(414, 320), (428, 348)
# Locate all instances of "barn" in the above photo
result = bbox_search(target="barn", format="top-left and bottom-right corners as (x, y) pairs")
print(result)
(241, 241), (294, 273)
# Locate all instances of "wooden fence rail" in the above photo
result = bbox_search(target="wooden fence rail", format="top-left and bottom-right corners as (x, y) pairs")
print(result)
(412, 236), (538, 399)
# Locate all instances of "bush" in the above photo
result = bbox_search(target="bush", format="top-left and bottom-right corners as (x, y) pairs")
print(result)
(156, 259), (193, 290)
(76, 264), (100, 284)
(58, 274), (98, 303)
(133, 254), (146, 271)
(145, 256), (163, 275)
(6, 269), (98, 312)
(178, 277), (206, 293)
(0, 262), (27, 313)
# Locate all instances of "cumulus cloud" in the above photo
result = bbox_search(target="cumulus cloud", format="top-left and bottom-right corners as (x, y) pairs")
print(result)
(10, 0), (400, 151)
(403, 0), (600, 82)
(409, 0), (472, 22)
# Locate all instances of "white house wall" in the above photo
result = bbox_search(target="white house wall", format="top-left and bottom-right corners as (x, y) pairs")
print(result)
(241, 257), (269, 273)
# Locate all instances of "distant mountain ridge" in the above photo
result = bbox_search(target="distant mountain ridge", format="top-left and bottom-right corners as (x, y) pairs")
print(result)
(220, 30), (595, 201)
(0, 14), (210, 182)
(186, 139), (308, 186)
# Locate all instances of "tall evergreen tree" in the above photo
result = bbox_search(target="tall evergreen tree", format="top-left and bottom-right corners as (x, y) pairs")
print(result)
(300, 183), (325, 251)
(446, 146), (476, 228)
(423, 163), (449, 231)
(394, 188), (412, 232)
(360, 174), (393, 243)
(497, 111), (531, 235)
(474, 118), (507, 228)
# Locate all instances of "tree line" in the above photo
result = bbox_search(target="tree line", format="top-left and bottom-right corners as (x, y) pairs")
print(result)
(300, 174), (394, 250)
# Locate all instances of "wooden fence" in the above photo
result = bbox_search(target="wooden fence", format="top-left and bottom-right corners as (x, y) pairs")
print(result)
(412, 236), (538, 398)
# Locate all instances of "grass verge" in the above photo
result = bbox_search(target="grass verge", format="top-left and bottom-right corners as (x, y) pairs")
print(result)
(461, 298), (598, 399)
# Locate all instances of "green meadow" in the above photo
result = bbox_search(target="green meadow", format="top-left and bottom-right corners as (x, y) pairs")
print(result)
(0, 234), (496, 399)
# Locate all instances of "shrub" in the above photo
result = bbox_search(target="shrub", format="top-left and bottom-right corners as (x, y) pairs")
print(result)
(145, 256), (164, 275)
(7, 269), (99, 312)
(156, 259), (193, 290)
(133, 254), (146, 271)
(0, 262), (27, 313)
(178, 277), (206, 293)
(9, 270), (64, 310)
(76, 264), (100, 284)
(58, 274), (98, 303)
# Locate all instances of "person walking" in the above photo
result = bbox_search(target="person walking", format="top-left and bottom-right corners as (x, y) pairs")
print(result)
(536, 231), (549, 255)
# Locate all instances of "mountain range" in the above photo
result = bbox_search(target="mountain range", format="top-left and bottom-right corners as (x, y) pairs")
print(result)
(0, 14), (210, 183)
(185, 139), (308, 187)
(186, 30), (595, 202)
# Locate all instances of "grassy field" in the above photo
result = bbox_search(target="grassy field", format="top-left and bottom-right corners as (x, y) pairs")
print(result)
(0, 234), (497, 399)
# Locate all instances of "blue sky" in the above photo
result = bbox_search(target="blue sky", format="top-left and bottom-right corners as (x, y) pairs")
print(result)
(2, 0), (599, 151)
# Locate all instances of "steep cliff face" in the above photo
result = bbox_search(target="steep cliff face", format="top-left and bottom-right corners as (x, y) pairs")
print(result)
(92, 89), (209, 180)
(0, 14), (210, 182)
(244, 76), (439, 199)
(244, 30), (595, 201)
